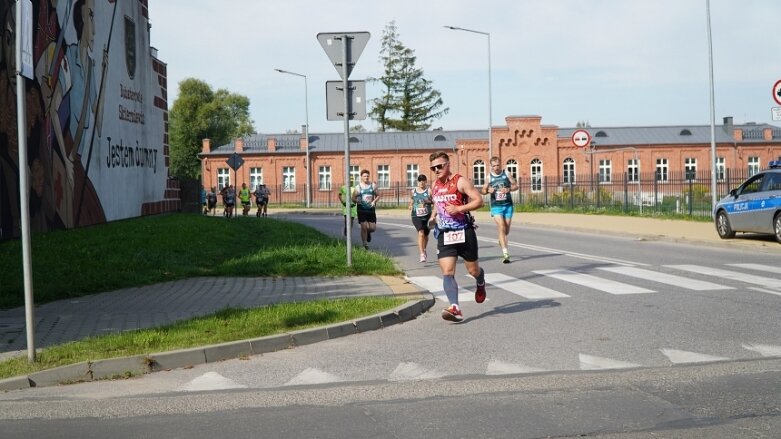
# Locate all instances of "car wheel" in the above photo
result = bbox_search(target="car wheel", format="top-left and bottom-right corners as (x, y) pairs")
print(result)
(774, 212), (781, 244)
(716, 210), (735, 239)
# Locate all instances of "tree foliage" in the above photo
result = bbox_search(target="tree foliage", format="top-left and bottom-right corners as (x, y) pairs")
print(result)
(369, 22), (449, 131)
(169, 78), (255, 179)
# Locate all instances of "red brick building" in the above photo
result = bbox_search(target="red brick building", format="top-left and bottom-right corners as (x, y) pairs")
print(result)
(199, 115), (781, 208)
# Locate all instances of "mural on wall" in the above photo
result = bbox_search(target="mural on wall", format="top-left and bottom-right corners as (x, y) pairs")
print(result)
(0, 0), (166, 240)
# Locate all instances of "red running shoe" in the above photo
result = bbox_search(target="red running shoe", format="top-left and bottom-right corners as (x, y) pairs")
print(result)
(475, 282), (486, 304)
(441, 305), (464, 323)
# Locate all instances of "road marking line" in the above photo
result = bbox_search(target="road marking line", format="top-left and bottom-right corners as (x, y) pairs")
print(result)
(389, 362), (446, 381)
(727, 263), (781, 274)
(742, 343), (781, 357)
(484, 273), (570, 299)
(407, 276), (481, 303)
(598, 266), (732, 291)
(667, 265), (780, 288)
(180, 372), (247, 392)
(748, 287), (781, 297)
(578, 354), (642, 370)
(285, 368), (343, 386)
(534, 269), (655, 295)
(486, 359), (546, 375)
(660, 348), (729, 364)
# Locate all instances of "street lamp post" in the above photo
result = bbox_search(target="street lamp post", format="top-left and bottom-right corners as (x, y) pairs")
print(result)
(274, 68), (311, 208)
(444, 26), (493, 162)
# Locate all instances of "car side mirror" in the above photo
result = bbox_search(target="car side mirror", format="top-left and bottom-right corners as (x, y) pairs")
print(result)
(729, 188), (738, 197)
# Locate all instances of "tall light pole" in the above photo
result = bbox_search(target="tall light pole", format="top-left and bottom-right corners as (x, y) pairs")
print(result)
(274, 68), (311, 208)
(444, 26), (493, 162)
(705, 0), (717, 213)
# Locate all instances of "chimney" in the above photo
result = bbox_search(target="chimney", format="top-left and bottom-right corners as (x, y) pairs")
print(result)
(201, 138), (211, 154)
(235, 138), (245, 152)
(722, 116), (733, 134)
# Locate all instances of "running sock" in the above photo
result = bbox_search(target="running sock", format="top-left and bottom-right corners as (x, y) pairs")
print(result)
(476, 268), (485, 286)
(443, 275), (459, 306)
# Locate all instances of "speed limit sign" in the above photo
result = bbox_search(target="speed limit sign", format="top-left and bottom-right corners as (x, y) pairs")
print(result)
(572, 129), (591, 148)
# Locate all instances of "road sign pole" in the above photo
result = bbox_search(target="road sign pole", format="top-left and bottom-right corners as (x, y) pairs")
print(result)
(342, 34), (353, 266)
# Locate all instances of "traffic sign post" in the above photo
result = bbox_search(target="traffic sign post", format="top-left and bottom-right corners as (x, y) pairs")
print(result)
(318, 32), (370, 267)
(572, 129), (591, 148)
(773, 79), (781, 106)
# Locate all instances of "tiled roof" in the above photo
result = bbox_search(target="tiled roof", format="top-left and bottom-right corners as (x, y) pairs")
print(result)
(202, 123), (781, 155)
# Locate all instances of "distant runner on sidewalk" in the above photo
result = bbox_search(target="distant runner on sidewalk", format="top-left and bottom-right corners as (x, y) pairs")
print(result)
(429, 151), (486, 323)
(408, 174), (433, 262)
(483, 156), (518, 263)
(353, 170), (380, 249)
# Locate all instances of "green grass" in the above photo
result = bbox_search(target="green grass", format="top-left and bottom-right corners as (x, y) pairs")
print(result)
(0, 297), (406, 379)
(0, 214), (400, 309)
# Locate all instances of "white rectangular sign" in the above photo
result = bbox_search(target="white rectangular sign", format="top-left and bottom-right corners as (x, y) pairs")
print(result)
(20, 0), (34, 79)
(772, 107), (781, 121)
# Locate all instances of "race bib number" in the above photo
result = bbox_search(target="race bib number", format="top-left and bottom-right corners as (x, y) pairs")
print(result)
(416, 207), (428, 216)
(443, 230), (466, 245)
(495, 191), (507, 201)
(362, 194), (374, 203)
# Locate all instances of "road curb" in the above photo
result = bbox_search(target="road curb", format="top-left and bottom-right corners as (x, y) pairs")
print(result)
(0, 295), (435, 392)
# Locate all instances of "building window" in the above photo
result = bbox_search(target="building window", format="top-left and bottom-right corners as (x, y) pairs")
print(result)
(377, 165), (390, 189)
(472, 160), (486, 186)
(563, 158), (575, 185)
(506, 159), (518, 181)
(406, 164), (419, 187)
(349, 165), (360, 186)
(684, 157), (697, 181)
(627, 158), (638, 183)
(716, 157), (725, 181)
(217, 168), (230, 190)
(598, 159), (611, 183)
(318, 166), (331, 190)
(249, 167), (263, 190)
(748, 156), (760, 177)
(655, 158), (669, 182)
(530, 159), (543, 192)
(283, 166), (296, 191)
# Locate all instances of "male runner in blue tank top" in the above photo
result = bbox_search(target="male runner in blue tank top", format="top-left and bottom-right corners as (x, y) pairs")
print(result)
(483, 156), (519, 263)
(429, 151), (487, 323)
(352, 169), (380, 249)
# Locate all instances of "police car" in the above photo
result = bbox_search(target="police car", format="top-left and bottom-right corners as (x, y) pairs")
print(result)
(713, 160), (781, 243)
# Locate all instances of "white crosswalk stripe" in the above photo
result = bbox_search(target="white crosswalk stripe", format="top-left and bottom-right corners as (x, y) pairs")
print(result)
(660, 349), (729, 364)
(667, 265), (780, 288)
(597, 266), (732, 291)
(534, 269), (655, 295)
(726, 263), (781, 274)
(484, 273), (570, 299)
(407, 275), (479, 303)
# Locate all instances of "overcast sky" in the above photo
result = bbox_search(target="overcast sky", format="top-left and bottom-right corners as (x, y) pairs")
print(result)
(149, 0), (781, 135)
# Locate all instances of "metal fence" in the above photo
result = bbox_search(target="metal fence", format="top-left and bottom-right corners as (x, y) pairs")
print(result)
(249, 168), (753, 219)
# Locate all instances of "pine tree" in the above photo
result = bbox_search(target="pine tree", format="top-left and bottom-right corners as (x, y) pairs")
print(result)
(370, 22), (448, 131)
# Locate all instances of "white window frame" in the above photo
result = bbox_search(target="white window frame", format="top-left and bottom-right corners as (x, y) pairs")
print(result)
(598, 159), (611, 183)
(249, 167), (263, 190)
(530, 158), (543, 192)
(748, 156), (760, 177)
(563, 158), (575, 185)
(282, 166), (296, 191)
(377, 164), (390, 189)
(406, 164), (419, 188)
(506, 159), (519, 181)
(684, 157), (697, 181)
(627, 158), (638, 183)
(655, 158), (669, 183)
(349, 165), (360, 187)
(716, 157), (725, 181)
(473, 160), (486, 186)
(318, 166), (331, 190)
(217, 168), (230, 190)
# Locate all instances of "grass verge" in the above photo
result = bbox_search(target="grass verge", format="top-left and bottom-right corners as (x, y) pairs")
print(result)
(0, 296), (406, 380)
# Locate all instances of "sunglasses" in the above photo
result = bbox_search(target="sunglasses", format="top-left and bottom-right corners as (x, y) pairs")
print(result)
(429, 162), (448, 171)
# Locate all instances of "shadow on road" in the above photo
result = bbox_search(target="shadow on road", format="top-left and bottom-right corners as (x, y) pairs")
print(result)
(465, 299), (561, 323)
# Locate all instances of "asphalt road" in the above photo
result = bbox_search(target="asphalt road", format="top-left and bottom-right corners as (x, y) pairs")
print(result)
(1, 213), (779, 438)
